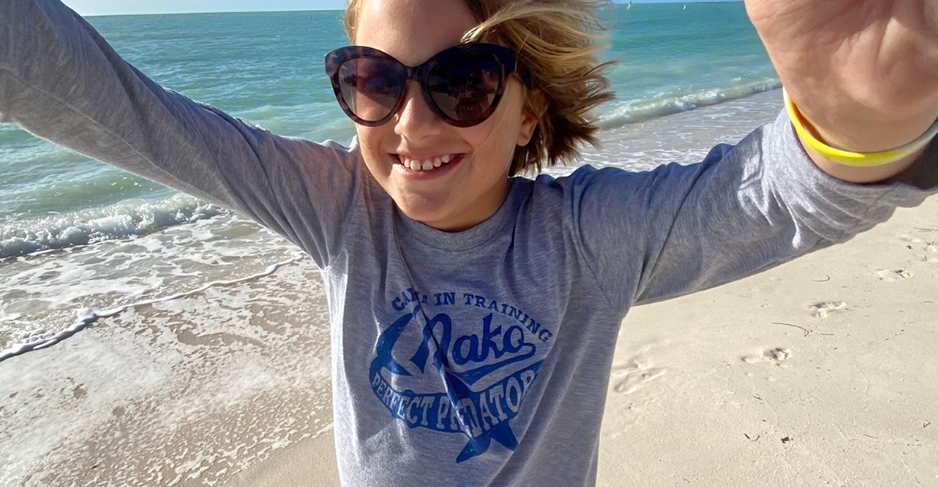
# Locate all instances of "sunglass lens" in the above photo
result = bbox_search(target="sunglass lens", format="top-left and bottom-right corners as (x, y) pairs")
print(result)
(428, 52), (503, 125)
(337, 57), (404, 123)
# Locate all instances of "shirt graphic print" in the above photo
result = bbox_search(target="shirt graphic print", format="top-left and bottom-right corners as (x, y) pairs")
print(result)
(369, 287), (555, 463)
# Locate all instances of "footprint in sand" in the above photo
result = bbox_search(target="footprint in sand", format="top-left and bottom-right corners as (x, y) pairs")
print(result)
(807, 301), (847, 318)
(877, 269), (915, 282)
(899, 234), (938, 263)
(924, 242), (938, 263)
(611, 359), (666, 394)
(741, 347), (792, 364)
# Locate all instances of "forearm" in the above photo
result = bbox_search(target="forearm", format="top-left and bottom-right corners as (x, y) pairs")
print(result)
(0, 0), (256, 199)
(581, 110), (936, 308)
(0, 0), (361, 267)
(801, 143), (928, 184)
(785, 84), (937, 184)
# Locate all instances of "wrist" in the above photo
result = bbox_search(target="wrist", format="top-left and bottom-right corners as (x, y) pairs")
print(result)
(784, 89), (938, 168)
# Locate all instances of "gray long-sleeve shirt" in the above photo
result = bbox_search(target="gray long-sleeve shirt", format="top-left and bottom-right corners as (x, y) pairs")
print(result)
(2, 1), (936, 485)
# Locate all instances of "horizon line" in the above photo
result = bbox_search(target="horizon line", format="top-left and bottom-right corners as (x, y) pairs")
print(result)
(80, 0), (742, 18)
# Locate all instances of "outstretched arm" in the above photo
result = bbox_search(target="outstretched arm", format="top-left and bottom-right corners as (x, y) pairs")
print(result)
(0, 0), (359, 267)
(746, 0), (938, 182)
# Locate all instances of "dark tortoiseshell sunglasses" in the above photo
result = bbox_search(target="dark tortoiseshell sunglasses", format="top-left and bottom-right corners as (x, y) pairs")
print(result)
(324, 43), (517, 127)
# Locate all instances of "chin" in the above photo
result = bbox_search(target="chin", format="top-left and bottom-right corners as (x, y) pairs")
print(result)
(393, 193), (457, 226)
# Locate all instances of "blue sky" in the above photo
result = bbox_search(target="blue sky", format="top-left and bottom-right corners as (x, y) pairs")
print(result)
(64, 0), (733, 16)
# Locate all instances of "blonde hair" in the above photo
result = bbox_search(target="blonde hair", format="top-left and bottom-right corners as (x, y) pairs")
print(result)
(343, 0), (615, 176)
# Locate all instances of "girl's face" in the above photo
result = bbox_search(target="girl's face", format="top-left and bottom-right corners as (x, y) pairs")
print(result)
(353, 0), (537, 232)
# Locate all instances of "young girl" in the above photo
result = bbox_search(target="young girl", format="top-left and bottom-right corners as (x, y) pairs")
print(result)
(1, 0), (936, 485)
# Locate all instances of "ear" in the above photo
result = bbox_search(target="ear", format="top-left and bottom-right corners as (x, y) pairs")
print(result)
(516, 88), (545, 147)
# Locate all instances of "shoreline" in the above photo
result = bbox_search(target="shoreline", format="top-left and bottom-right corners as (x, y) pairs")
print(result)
(224, 428), (339, 487)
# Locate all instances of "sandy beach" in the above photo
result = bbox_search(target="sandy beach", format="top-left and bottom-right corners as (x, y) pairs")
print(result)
(598, 194), (938, 486)
(226, 181), (938, 487)
(2, 0), (935, 482)
(2, 91), (935, 486)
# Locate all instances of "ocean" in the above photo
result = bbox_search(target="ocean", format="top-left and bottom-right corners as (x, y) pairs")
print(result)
(0, 3), (785, 485)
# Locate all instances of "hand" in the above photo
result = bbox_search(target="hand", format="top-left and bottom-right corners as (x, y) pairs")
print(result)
(745, 1), (938, 159)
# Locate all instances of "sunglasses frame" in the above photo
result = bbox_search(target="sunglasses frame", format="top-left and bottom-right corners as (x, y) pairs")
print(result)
(324, 43), (517, 128)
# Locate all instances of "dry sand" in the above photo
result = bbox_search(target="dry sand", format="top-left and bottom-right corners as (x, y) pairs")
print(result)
(226, 195), (938, 486)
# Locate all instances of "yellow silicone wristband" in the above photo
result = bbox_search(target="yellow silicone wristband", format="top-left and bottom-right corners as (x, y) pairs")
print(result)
(783, 89), (938, 168)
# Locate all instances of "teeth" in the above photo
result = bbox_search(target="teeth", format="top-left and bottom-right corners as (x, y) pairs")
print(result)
(399, 155), (455, 171)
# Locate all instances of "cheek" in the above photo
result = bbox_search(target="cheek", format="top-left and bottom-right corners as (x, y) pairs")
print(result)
(469, 108), (525, 160)
(356, 126), (378, 151)
(355, 126), (389, 171)
(480, 87), (529, 153)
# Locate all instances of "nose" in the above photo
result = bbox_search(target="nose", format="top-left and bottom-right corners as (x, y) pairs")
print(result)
(393, 81), (444, 139)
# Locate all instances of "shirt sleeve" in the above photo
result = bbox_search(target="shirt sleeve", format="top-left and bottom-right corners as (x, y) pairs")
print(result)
(0, 0), (359, 268)
(569, 109), (938, 311)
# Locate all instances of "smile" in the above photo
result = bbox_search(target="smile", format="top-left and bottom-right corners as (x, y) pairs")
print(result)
(395, 154), (460, 172)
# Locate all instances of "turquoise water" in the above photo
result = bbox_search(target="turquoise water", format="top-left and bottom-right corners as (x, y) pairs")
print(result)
(0, 3), (776, 258)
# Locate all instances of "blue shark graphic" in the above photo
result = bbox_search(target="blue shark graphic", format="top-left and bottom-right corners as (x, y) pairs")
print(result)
(370, 307), (543, 463)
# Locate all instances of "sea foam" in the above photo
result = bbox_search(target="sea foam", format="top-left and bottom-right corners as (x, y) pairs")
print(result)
(596, 78), (782, 130)
(0, 194), (226, 259)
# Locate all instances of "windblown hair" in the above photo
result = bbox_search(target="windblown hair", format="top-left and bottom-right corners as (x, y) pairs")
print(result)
(343, 0), (615, 176)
